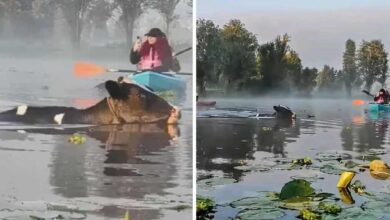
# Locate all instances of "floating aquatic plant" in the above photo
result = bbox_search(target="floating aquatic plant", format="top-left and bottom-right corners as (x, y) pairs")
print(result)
(299, 209), (321, 220)
(350, 180), (366, 195)
(292, 157), (313, 166)
(197, 196), (215, 219)
(318, 202), (341, 215)
(68, 133), (86, 145)
(279, 179), (315, 200)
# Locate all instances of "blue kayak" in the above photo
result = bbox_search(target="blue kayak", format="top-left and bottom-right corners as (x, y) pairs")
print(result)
(368, 103), (390, 112)
(129, 71), (186, 92)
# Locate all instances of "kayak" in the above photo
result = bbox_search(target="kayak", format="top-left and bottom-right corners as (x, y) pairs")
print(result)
(368, 103), (390, 112)
(129, 71), (186, 92)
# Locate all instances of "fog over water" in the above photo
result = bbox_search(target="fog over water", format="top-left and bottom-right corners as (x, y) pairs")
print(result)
(0, 1), (193, 219)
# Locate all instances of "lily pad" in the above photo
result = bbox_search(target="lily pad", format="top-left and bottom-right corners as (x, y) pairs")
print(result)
(230, 194), (285, 220)
(235, 209), (285, 220)
(367, 149), (388, 156)
(316, 152), (352, 162)
(319, 163), (344, 175)
(279, 179), (315, 200)
(281, 198), (318, 211)
(356, 155), (381, 162)
(344, 160), (359, 169)
(323, 206), (383, 220)
(291, 172), (323, 182)
(197, 176), (236, 188)
(230, 195), (278, 210)
(233, 165), (271, 172)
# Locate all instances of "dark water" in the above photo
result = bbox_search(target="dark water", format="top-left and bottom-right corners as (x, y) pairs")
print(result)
(197, 98), (390, 219)
(0, 57), (192, 220)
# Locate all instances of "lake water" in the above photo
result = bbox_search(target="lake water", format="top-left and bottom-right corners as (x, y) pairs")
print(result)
(197, 97), (390, 219)
(0, 56), (193, 220)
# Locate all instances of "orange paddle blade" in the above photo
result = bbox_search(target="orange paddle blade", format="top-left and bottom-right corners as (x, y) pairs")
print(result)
(74, 62), (106, 77)
(352, 99), (365, 106)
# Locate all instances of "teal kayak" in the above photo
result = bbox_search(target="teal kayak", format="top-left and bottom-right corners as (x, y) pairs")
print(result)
(368, 103), (390, 112)
(129, 71), (186, 92)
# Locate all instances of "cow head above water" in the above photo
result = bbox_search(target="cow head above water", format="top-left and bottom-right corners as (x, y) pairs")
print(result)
(273, 105), (296, 120)
(0, 80), (181, 125)
(104, 80), (181, 124)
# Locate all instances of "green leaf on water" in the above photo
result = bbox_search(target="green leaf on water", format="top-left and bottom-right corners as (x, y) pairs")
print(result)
(197, 196), (214, 214)
(68, 133), (86, 145)
(292, 157), (313, 166)
(279, 179), (315, 200)
(299, 209), (321, 220)
(318, 202), (342, 215)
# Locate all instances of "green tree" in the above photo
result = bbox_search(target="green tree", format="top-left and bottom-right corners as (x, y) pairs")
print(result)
(196, 19), (222, 95)
(342, 39), (357, 97)
(257, 34), (290, 90)
(285, 50), (303, 91)
(316, 65), (337, 91)
(220, 19), (258, 92)
(300, 67), (318, 96)
(358, 40), (389, 90)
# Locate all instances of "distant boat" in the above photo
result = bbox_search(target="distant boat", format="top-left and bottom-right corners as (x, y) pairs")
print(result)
(197, 101), (217, 107)
(129, 71), (186, 92)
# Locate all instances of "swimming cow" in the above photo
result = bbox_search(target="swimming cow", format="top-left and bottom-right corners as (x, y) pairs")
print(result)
(0, 80), (181, 125)
(272, 105), (296, 120)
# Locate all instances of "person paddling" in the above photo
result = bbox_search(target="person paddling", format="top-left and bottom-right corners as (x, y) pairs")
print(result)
(374, 88), (390, 104)
(130, 28), (180, 72)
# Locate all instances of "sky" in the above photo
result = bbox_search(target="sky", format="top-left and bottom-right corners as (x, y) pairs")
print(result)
(197, 0), (390, 69)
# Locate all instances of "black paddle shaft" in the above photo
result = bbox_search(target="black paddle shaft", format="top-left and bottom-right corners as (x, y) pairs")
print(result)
(362, 90), (374, 97)
(113, 69), (192, 76)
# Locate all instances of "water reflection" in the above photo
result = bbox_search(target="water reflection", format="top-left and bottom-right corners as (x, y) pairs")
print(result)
(197, 100), (390, 220)
(197, 117), (313, 180)
(2, 123), (181, 219)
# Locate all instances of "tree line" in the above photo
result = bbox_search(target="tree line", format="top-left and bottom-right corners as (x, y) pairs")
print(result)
(197, 19), (389, 97)
(0, 0), (191, 50)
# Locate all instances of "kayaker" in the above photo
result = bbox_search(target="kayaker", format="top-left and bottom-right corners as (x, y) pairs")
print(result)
(130, 28), (180, 72)
(374, 88), (390, 104)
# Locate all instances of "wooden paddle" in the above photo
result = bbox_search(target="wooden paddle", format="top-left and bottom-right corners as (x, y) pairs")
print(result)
(74, 47), (192, 77)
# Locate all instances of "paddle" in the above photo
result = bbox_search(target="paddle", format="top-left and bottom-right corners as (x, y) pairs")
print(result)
(362, 89), (374, 97)
(74, 47), (192, 77)
(352, 90), (375, 106)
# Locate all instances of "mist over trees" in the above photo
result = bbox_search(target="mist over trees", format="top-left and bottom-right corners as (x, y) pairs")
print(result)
(0, 0), (192, 52)
(197, 18), (389, 97)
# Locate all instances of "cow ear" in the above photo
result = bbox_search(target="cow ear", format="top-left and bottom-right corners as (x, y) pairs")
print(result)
(105, 80), (126, 100)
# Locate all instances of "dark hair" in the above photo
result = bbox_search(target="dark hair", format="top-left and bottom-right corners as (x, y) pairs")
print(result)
(145, 28), (166, 38)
